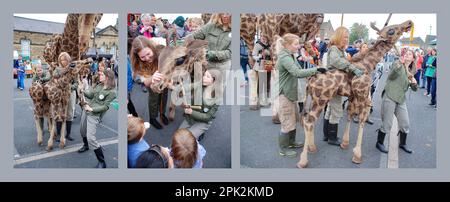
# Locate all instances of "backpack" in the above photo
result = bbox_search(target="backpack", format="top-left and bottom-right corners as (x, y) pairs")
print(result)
(135, 144), (168, 168)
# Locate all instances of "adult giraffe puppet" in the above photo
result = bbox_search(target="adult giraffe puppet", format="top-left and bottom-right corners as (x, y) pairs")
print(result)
(29, 14), (102, 151)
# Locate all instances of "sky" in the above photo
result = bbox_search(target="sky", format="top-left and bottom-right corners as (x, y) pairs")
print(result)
(324, 13), (436, 41)
(13, 13), (118, 29)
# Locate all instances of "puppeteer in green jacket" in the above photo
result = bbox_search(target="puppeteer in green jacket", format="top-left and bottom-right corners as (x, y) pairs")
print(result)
(32, 69), (51, 83)
(187, 23), (231, 62)
(383, 60), (418, 104)
(84, 84), (117, 117)
(277, 48), (318, 102)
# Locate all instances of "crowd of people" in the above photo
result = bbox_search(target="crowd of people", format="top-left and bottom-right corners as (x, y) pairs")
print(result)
(127, 13), (231, 168)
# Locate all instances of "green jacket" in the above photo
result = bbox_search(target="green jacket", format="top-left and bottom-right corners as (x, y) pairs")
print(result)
(384, 61), (418, 104)
(327, 45), (358, 72)
(188, 23), (231, 62)
(70, 79), (78, 91)
(84, 84), (117, 117)
(32, 70), (51, 83)
(277, 48), (317, 102)
(185, 83), (219, 125)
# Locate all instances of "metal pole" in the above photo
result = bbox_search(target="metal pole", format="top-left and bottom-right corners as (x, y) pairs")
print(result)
(340, 14), (344, 26)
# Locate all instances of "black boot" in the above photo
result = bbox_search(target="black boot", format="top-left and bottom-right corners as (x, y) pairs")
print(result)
(94, 147), (107, 168)
(150, 118), (163, 129)
(399, 131), (413, 153)
(55, 121), (62, 142)
(376, 130), (388, 153)
(160, 114), (169, 125)
(288, 130), (303, 148)
(327, 123), (341, 146)
(298, 102), (304, 114)
(322, 119), (330, 141)
(65, 121), (74, 141)
(78, 137), (89, 153)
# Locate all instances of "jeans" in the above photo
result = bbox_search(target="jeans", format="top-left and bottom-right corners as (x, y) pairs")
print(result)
(17, 74), (25, 89)
(240, 57), (249, 82)
(431, 77), (437, 105)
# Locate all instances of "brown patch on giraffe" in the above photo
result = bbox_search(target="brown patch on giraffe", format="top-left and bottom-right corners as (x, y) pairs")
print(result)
(319, 99), (327, 106)
(307, 114), (315, 123)
(314, 90), (321, 97)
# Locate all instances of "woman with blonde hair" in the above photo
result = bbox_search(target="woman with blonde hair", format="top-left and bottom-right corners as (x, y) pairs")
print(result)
(322, 27), (364, 146)
(130, 36), (168, 129)
(276, 33), (327, 157)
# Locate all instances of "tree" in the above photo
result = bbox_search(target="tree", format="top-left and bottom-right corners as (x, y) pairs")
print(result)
(349, 23), (369, 45)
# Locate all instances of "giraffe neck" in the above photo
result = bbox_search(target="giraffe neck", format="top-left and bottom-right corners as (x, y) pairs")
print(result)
(359, 40), (393, 73)
(62, 14), (80, 59)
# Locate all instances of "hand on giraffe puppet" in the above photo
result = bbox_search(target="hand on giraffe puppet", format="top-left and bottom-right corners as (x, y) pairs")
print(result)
(84, 105), (93, 112)
(317, 67), (327, 74)
(184, 107), (193, 115)
(349, 65), (364, 77)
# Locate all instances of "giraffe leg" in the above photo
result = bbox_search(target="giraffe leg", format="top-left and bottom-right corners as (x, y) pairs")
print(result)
(59, 120), (66, 149)
(352, 123), (365, 164)
(35, 117), (44, 146)
(297, 127), (310, 168)
(297, 101), (325, 168)
(352, 107), (369, 164)
(46, 119), (55, 151)
(340, 117), (352, 150)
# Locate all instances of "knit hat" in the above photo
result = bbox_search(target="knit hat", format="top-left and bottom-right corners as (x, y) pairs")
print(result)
(173, 16), (185, 28)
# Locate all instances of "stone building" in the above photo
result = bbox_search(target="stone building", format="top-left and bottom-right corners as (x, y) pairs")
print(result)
(13, 16), (118, 62)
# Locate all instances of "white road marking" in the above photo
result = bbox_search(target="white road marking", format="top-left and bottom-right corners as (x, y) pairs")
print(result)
(13, 138), (118, 165)
(387, 117), (399, 169)
(13, 97), (31, 101)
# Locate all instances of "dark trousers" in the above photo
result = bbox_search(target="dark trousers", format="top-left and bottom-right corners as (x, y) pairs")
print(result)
(431, 77), (437, 105)
(127, 93), (138, 117)
(148, 87), (168, 119)
(426, 76), (433, 94)
(240, 57), (249, 81)
(414, 69), (421, 87)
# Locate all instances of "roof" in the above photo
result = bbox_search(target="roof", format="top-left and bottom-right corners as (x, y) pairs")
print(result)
(399, 37), (424, 46)
(424, 35), (437, 44)
(95, 25), (118, 36)
(320, 20), (334, 31)
(14, 16), (102, 35)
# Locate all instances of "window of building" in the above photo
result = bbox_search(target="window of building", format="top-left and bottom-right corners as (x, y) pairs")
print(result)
(21, 39), (31, 60)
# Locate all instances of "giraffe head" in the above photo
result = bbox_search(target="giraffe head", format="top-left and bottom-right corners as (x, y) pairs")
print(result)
(78, 14), (103, 57)
(150, 39), (209, 93)
(370, 20), (413, 44)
